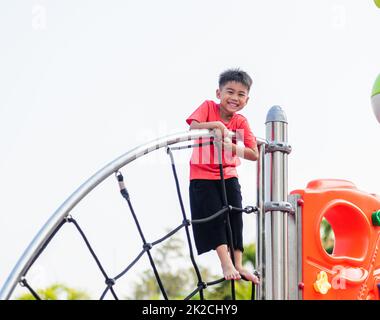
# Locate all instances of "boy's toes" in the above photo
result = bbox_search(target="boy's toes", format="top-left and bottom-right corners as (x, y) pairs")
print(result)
(252, 275), (260, 284)
(238, 268), (260, 284)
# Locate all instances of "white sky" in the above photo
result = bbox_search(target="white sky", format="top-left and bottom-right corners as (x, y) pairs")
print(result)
(1, 0), (380, 299)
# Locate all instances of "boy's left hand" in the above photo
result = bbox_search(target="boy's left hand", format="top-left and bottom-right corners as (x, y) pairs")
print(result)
(222, 137), (233, 148)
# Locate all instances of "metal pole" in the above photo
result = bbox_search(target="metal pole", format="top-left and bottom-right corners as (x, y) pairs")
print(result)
(255, 141), (267, 300)
(265, 106), (289, 300)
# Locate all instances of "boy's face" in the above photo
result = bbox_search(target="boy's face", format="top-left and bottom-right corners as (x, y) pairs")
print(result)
(216, 81), (250, 115)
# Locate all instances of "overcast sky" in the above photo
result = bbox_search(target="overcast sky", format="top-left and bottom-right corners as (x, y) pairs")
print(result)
(1, 1), (380, 299)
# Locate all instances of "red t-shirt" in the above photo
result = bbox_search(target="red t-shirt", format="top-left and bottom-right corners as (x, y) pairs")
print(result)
(186, 100), (257, 180)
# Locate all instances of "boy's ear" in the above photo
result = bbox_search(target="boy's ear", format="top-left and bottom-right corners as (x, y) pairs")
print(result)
(216, 88), (221, 99)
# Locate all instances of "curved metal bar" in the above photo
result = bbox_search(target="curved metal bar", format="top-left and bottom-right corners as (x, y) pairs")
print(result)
(0, 129), (267, 300)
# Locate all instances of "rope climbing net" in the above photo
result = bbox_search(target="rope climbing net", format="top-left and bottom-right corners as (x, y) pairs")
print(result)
(2, 131), (260, 300)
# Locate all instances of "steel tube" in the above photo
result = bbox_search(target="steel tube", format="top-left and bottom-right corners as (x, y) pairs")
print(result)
(255, 142), (266, 300)
(265, 106), (289, 300)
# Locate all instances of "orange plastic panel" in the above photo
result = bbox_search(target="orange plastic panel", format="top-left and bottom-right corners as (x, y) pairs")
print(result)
(291, 179), (380, 300)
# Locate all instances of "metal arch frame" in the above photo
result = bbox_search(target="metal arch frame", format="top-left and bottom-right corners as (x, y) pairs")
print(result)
(0, 125), (278, 301)
(0, 129), (223, 300)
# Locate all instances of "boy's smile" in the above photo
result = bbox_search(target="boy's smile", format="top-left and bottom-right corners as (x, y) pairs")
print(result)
(216, 81), (249, 121)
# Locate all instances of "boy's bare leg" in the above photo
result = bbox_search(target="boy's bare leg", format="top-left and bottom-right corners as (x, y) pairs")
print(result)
(216, 244), (241, 280)
(234, 249), (260, 284)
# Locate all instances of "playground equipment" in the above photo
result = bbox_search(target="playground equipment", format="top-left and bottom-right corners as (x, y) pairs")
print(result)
(1, 106), (379, 300)
(291, 180), (380, 299)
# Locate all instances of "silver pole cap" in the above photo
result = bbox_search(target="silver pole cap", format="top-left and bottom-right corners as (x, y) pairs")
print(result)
(265, 105), (288, 124)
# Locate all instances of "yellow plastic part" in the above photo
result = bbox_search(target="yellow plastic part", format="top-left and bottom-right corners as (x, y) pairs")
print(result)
(314, 271), (332, 294)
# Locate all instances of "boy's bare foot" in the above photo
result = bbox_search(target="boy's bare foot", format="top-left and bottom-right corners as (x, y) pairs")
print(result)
(221, 263), (241, 281)
(236, 267), (260, 284)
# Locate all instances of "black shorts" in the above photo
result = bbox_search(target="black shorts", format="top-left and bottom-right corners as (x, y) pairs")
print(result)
(189, 177), (243, 255)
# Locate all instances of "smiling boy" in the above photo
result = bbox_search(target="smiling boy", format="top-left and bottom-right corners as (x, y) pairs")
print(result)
(186, 68), (259, 283)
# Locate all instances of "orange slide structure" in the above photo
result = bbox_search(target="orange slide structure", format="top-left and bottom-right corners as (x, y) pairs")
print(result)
(291, 179), (380, 300)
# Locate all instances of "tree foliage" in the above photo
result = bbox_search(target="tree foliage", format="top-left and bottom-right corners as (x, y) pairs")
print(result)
(320, 218), (334, 254)
(203, 243), (255, 300)
(15, 236), (259, 300)
(16, 283), (90, 300)
(129, 233), (257, 300)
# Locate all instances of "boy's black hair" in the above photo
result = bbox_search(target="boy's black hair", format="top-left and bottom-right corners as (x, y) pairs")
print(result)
(218, 68), (252, 91)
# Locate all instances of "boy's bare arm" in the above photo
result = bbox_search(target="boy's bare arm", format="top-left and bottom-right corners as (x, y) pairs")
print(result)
(190, 120), (259, 161)
(239, 145), (259, 161)
(226, 142), (259, 161)
(189, 120), (227, 132)
(189, 120), (229, 141)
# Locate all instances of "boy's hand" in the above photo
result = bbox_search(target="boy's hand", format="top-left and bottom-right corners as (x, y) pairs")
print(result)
(212, 121), (229, 141)
(222, 136), (233, 149)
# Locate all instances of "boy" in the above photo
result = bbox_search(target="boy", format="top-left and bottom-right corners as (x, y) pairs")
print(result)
(186, 68), (260, 284)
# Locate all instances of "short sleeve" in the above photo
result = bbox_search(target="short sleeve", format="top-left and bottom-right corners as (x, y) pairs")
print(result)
(186, 100), (211, 125)
(236, 119), (257, 149)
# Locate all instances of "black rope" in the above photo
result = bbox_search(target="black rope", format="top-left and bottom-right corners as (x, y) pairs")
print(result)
(24, 219), (67, 275)
(20, 277), (41, 300)
(183, 277), (225, 300)
(167, 147), (206, 300)
(116, 172), (168, 300)
(167, 138), (255, 300)
(67, 217), (121, 300)
(207, 277), (226, 287)
(191, 206), (230, 224)
(68, 218), (110, 281)
(214, 140), (236, 300)
(109, 286), (119, 300)
(215, 142), (259, 300)
(114, 169), (245, 300)
(99, 286), (110, 300)
(113, 249), (145, 281)
(15, 136), (258, 301)
(151, 222), (187, 247)
(184, 287), (201, 300)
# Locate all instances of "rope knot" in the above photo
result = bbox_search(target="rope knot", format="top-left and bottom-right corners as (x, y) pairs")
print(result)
(19, 277), (27, 287)
(64, 214), (73, 223)
(197, 281), (207, 289)
(105, 278), (115, 286)
(143, 243), (153, 251)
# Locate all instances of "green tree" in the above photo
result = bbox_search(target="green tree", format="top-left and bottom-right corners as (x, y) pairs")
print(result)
(130, 234), (213, 300)
(204, 243), (256, 300)
(320, 217), (334, 254)
(16, 283), (90, 300)
(129, 233), (257, 300)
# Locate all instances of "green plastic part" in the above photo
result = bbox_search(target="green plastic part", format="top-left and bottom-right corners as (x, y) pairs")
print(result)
(372, 210), (380, 226)
(372, 74), (380, 97)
